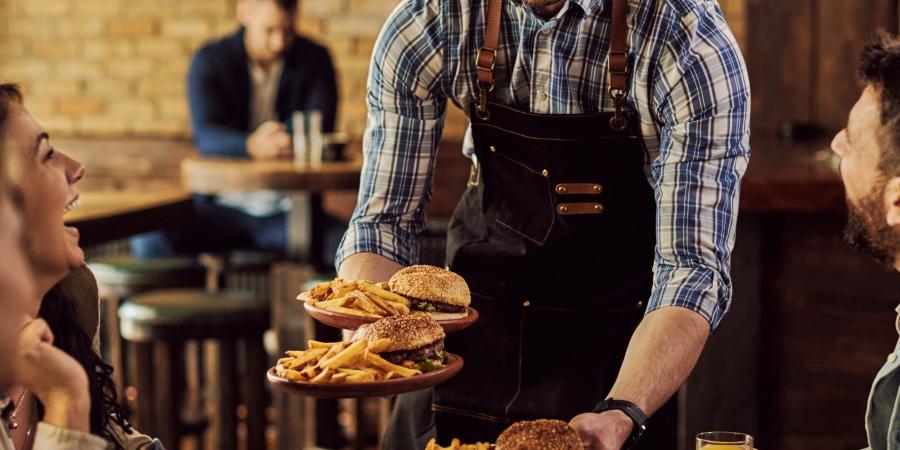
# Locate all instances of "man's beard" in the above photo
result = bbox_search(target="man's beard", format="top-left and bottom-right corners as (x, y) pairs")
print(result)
(844, 187), (899, 269)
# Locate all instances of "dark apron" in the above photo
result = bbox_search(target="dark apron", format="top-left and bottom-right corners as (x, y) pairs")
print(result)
(383, 0), (676, 447)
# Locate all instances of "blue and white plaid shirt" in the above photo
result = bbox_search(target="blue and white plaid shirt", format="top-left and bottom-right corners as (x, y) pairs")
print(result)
(336, 0), (751, 329)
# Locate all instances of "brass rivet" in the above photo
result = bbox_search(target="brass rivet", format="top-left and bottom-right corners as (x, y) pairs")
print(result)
(523, 300), (531, 307)
(594, 204), (604, 212)
(556, 185), (567, 193)
(558, 205), (569, 213)
(636, 300), (644, 309)
(541, 169), (549, 177)
(593, 185), (602, 193)
(490, 146), (497, 153)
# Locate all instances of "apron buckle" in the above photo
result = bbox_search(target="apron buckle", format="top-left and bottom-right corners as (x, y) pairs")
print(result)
(476, 88), (492, 121)
(609, 88), (628, 132)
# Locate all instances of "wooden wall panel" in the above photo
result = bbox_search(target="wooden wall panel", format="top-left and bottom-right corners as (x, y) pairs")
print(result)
(747, 0), (814, 134)
(759, 215), (900, 450)
(817, 0), (898, 132)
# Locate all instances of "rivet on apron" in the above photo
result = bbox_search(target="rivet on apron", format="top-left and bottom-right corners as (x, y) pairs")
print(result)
(541, 169), (549, 177)
(594, 203), (605, 213)
(593, 184), (603, 193)
(636, 300), (644, 309)
(556, 185), (567, 193)
(522, 299), (531, 308)
(490, 146), (497, 153)
(558, 205), (569, 214)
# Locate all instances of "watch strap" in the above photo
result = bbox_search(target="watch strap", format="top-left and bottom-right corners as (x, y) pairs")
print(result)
(592, 398), (647, 449)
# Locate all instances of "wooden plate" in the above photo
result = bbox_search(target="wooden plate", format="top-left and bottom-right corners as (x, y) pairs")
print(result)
(267, 353), (464, 398)
(303, 302), (479, 333)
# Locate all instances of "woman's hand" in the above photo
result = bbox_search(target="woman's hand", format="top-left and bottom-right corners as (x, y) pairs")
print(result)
(16, 318), (91, 432)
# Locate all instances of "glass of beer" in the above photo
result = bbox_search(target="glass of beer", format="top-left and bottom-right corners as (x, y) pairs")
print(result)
(696, 432), (753, 450)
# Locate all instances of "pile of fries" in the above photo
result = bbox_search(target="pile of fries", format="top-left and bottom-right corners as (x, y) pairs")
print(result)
(299, 278), (412, 319)
(425, 438), (493, 450)
(275, 338), (423, 383)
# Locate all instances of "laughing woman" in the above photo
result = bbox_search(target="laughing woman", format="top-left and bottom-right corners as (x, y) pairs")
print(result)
(0, 83), (164, 450)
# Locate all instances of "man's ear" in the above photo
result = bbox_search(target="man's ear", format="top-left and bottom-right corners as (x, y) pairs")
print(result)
(886, 177), (900, 227)
(236, 0), (253, 26)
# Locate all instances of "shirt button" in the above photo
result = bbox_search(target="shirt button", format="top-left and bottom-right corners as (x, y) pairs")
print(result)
(538, 91), (548, 101)
(541, 27), (553, 35)
(889, 353), (897, 363)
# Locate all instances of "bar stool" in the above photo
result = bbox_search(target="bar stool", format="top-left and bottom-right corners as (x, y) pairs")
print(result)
(89, 256), (206, 389)
(119, 289), (269, 450)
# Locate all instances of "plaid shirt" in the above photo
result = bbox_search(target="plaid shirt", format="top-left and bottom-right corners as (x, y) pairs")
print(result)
(336, 0), (751, 329)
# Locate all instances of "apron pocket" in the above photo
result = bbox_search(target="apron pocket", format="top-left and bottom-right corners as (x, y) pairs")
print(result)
(481, 150), (556, 246)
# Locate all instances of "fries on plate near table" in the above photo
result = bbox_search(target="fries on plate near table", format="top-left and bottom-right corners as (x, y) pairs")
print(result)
(425, 438), (492, 450)
(299, 278), (411, 319)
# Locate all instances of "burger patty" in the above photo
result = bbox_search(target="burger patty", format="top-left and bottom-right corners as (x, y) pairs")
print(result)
(409, 298), (467, 313)
(382, 339), (445, 365)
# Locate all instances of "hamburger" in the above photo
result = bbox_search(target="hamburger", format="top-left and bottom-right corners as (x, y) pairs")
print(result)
(352, 313), (447, 372)
(496, 419), (584, 450)
(388, 265), (471, 320)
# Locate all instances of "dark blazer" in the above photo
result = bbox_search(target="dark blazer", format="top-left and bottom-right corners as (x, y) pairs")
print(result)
(188, 28), (338, 157)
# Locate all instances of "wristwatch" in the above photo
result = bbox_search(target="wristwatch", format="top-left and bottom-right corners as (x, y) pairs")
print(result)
(592, 398), (648, 449)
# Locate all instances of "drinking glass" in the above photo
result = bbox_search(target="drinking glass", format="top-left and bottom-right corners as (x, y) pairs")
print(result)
(696, 431), (754, 450)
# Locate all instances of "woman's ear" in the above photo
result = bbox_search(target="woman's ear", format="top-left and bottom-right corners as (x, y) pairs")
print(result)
(886, 177), (900, 227)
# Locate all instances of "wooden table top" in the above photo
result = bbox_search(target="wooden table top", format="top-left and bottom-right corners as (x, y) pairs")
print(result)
(181, 157), (362, 194)
(65, 189), (193, 246)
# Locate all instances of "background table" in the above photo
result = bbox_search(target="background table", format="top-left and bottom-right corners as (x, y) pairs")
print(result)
(65, 189), (193, 246)
(181, 157), (362, 267)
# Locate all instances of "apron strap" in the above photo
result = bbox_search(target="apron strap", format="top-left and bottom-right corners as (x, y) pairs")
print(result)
(475, 0), (503, 120)
(475, 0), (630, 128)
(608, 0), (630, 131)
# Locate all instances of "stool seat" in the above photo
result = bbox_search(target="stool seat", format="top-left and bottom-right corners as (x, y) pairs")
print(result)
(89, 256), (206, 295)
(119, 289), (269, 341)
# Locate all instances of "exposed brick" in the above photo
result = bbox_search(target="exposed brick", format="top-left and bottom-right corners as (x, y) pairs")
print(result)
(57, 61), (105, 79)
(105, 59), (155, 78)
(108, 100), (157, 120)
(136, 38), (185, 58)
(109, 18), (158, 37)
(158, 98), (189, 121)
(347, 0), (401, 17)
(77, 115), (130, 136)
(82, 41), (135, 59)
(37, 116), (77, 134)
(327, 15), (387, 39)
(163, 19), (211, 38)
(29, 79), (84, 97)
(57, 98), (109, 115)
(301, 0), (350, 19)
(176, 0), (231, 17)
(2, 60), (53, 78)
(85, 80), (134, 97)
(32, 41), (80, 59)
(7, 20), (55, 39)
(74, 0), (122, 17)
(54, 18), (106, 38)
(137, 78), (187, 97)
(0, 42), (27, 58)
(21, 0), (69, 17)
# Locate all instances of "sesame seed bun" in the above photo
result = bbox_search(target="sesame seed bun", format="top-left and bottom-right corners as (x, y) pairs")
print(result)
(388, 265), (471, 308)
(496, 419), (584, 450)
(351, 312), (445, 352)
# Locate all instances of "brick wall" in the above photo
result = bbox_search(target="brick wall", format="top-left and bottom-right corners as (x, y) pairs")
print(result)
(0, 0), (746, 140)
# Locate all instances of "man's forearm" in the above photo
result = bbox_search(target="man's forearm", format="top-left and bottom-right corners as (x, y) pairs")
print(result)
(607, 306), (710, 415)
(338, 252), (404, 282)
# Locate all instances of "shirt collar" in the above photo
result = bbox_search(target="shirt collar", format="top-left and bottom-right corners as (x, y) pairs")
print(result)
(573, 0), (606, 15)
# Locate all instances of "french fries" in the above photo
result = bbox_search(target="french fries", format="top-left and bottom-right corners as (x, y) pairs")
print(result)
(298, 278), (412, 319)
(275, 338), (424, 384)
(425, 438), (492, 450)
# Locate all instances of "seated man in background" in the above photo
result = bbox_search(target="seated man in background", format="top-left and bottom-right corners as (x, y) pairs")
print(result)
(830, 34), (900, 449)
(131, 0), (339, 261)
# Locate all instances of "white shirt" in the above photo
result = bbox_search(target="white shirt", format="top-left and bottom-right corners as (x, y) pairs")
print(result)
(247, 59), (284, 131)
(217, 58), (290, 219)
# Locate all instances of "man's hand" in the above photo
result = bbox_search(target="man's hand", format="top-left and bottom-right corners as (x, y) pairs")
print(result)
(569, 411), (633, 450)
(16, 319), (91, 432)
(247, 120), (292, 160)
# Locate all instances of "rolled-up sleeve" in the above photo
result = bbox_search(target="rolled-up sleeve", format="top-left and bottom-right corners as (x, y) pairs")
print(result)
(335, 0), (447, 269)
(646, 3), (751, 330)
(32, 422), (109, 450)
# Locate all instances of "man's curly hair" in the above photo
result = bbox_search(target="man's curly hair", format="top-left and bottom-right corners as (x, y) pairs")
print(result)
(859, 32), (900, 179)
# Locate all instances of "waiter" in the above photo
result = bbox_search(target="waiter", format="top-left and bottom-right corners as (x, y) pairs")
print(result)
(337, 0), (750, 448)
